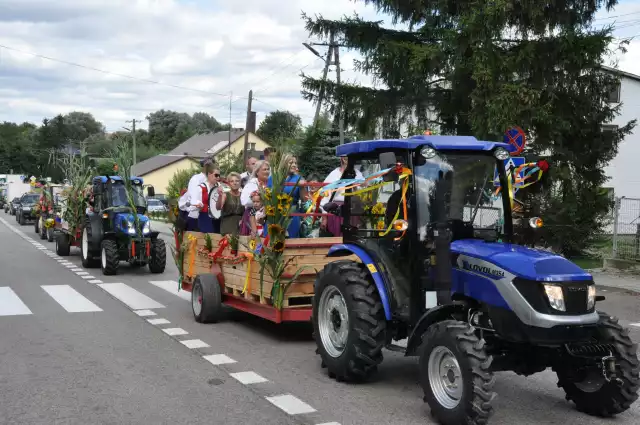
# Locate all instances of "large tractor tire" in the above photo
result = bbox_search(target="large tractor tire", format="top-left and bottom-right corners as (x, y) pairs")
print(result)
(81, 227), (100, 268)
(148, 238), (166, 274)
(554, 312), (640, 417)
(419, 320), (496, 425)
(192, 274), (223, 323)
(313, 260), (386, 383)
(55, 233), (71, 256)
(100, 239), (119, 275)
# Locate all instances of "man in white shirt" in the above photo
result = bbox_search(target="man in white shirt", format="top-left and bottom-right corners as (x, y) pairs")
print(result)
(240, 156), (257, 188)
(179, 158), (213, 229)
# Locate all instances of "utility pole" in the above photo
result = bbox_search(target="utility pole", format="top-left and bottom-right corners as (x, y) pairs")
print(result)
(125, 119), (138, 165)
(242, 90), (253, 164)
(228, 91), (232, 154)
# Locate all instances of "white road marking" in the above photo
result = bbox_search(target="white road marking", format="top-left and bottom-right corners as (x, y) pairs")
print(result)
(230, 371), (268, 385)
(133, 309), (156, 317)
(64, 265), (75, 268)
(147, 318), (170, 325)
(180, 339), (209, 349)
(629, 323), (640, 328)
(149, 280), (191, 301)
(75, 272), (90, 276)
(315, 423), (341, 425)
(41, 285), (102, 313)
(70, 268), (83, 272)
(88, 280), (103, 284)
(97, 283), (165, 310)
(203, 354), (236, 365)
(265, 395), (316, 415)
(162, 327), (188, 336)
(0, 287), (33, 316)
(81, 275), (95, 280)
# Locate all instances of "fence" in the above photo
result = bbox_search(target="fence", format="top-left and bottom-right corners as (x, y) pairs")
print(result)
(612, 197), (640, 262)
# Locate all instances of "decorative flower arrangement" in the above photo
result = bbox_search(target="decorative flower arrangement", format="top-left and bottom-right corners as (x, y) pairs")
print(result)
(250, 152), (310, 309)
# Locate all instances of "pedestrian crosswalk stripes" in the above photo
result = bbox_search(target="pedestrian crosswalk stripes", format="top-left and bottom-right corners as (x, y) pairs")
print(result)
(41, 285), (103, 313)
(97, 282), (165, 310)
(0, 287), (33, 316)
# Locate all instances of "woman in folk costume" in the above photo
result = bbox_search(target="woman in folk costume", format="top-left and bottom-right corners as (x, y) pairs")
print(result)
(320, 155), (363, 236)
(267, 154), (307, 238)
(186, 162), (221, 233)
(239, 160), (270, 235)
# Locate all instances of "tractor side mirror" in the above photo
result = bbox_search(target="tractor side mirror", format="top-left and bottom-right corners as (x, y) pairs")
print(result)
(147, 186), (155, 197)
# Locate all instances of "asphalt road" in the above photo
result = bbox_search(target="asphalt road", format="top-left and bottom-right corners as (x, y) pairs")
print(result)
(1, 215), (639, 425)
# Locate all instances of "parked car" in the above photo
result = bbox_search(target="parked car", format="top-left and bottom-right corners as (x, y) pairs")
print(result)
(147, 198), (168, 213)
(148, 194), (168, 207)
(16, 193), (40, 225)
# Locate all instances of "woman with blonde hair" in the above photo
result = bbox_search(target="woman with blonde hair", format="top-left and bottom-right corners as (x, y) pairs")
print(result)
(216, 172), (244, 235)
(266, 154), (307, 238)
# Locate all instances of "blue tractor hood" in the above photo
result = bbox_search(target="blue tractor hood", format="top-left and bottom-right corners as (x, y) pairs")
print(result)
(451, 239), (592, 282)
(114, 212), (150, 235)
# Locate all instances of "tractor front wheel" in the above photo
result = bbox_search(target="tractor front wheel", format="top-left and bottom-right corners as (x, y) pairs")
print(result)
(81, 228), (100, 268)
(313, 260), (386, 383)
(554, 312), (640, 417)
(419, 320), (496, 425)
(148, 238), (166, 274)
(100, 239), (119, 275)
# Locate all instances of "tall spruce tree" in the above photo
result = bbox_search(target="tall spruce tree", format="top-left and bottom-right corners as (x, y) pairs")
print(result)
(301, 1), (635, 255)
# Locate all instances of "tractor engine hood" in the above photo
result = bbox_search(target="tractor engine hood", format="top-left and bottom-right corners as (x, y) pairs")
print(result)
(451, 239), (592, 282)
(114, 212), (150, 235)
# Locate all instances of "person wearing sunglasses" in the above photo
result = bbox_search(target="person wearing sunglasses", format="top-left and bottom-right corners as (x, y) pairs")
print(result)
(186, 162), (221, 233)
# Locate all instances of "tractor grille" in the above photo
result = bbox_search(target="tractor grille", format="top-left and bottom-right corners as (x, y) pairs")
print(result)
(512, 278), (594, 316)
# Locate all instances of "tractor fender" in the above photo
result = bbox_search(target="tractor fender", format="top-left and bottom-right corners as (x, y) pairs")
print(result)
(148, 230), (160, 239)
(327, 243), (393, 321)
(86, 213), (104, 250)
(404, 303), (468, 357)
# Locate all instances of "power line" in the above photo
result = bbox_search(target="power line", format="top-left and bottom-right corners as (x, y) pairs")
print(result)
(0, 44), (234, 99)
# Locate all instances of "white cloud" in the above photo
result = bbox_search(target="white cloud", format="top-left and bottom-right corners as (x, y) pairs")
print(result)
(0, 0), (639, 133)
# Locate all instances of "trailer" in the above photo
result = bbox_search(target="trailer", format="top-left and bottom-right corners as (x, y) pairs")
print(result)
(179, 232), (355, 324)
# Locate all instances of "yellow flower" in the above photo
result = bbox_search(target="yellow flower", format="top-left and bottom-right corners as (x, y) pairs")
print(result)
(249, 239), (257, 250)
(277, 204), (288, 215)
(268, 224), (285, 236)
(376, 220), (385, 230)
(272, 240), (285, 253)
(264, 188), (272, 201)
(372, 202), (385, 215)
(265, 206), (276, 216)
(277, 194), (293, 205)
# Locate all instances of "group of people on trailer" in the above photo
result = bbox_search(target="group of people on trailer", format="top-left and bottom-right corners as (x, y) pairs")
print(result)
(176, 147), (374, 239)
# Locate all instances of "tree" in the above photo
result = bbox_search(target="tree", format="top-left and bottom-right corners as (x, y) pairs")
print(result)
(63, 111), (105, 145)
(257, 110), (302, 147)
(301, 1), (634, 255)
(146, 110), (231, 151)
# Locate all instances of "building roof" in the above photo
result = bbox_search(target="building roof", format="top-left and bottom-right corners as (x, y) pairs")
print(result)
(131, 154), (198, 176)
(168, 129), (246, 157)
(601, 65), (640, 83)
(336, 135), (510, 156)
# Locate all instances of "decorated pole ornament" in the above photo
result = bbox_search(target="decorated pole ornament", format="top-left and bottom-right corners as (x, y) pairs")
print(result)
(504, 126), (526, 155)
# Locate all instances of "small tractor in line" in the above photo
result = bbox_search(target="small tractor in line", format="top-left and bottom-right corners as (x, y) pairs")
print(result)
(314, 136), (639, 424)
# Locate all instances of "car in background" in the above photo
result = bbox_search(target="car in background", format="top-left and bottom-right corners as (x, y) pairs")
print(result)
(148, 194), (168, 208)
(7, 197), (20, 215)
(16, 193), (40, 225)
(147, 198), (168, 213)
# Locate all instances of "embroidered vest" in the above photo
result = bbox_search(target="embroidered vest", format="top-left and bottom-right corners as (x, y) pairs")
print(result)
(200, 184), (209, 214)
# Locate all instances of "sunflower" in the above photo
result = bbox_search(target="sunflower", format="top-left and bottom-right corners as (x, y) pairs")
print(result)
(277, 194), (293, 206)
(277, 204), (289, 215)
(249, 239), (257, 251)
(268, 224), (285, 236)
(264, 188), (272, 201)
(376, 220), (385, 230)
(372, 202), (385, 215)
(271, 240), (285, 253)
(265, 206), (276, 216)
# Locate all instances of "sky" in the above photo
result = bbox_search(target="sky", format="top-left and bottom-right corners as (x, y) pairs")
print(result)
(1, 0), (640, 133)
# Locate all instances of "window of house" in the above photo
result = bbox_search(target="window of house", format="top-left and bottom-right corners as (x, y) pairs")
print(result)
(249, 143), (256, 151)
(607, 81), (621, 103)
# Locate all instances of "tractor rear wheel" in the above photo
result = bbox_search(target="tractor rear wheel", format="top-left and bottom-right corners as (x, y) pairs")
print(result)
(100, 239), (119, 275)
(554, 312), (640, 417)
(419, 320), (496, 425)
(148, 238), (166, 274)
(56, 233), (70, 256)
(313, 260), (386, 383)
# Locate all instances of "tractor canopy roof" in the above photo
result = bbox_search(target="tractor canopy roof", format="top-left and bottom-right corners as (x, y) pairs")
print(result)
(335, 135), (512, 157)
(92, 176), (144, 185)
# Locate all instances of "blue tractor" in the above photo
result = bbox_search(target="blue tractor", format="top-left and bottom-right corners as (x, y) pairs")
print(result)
(313, 136), (639, 424)
(80, 175), (166, 276)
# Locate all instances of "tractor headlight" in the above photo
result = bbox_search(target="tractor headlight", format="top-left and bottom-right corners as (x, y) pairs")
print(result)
(420, 146), (436, 159)
(587, 285), (596, 310)
(494, 147), (510, 160)
(143, 221), (151, 234)
(543, 284), (566, 312)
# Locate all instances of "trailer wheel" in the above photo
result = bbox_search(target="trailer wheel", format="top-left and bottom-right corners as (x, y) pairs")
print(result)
(39, 220), (47, 240)
(56, 233), (70, 256)
(81, 228), (100, 268)
(100, 239), (119, 275)
(34, 218), (40, 235)
(192, 274), (223, 323)
(148, 238), (166, 274)
(554, 312), (640, 417)
(313, 260), (386, 383)
(419, 320), (496, 425)
(47, 227), (54, 242)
